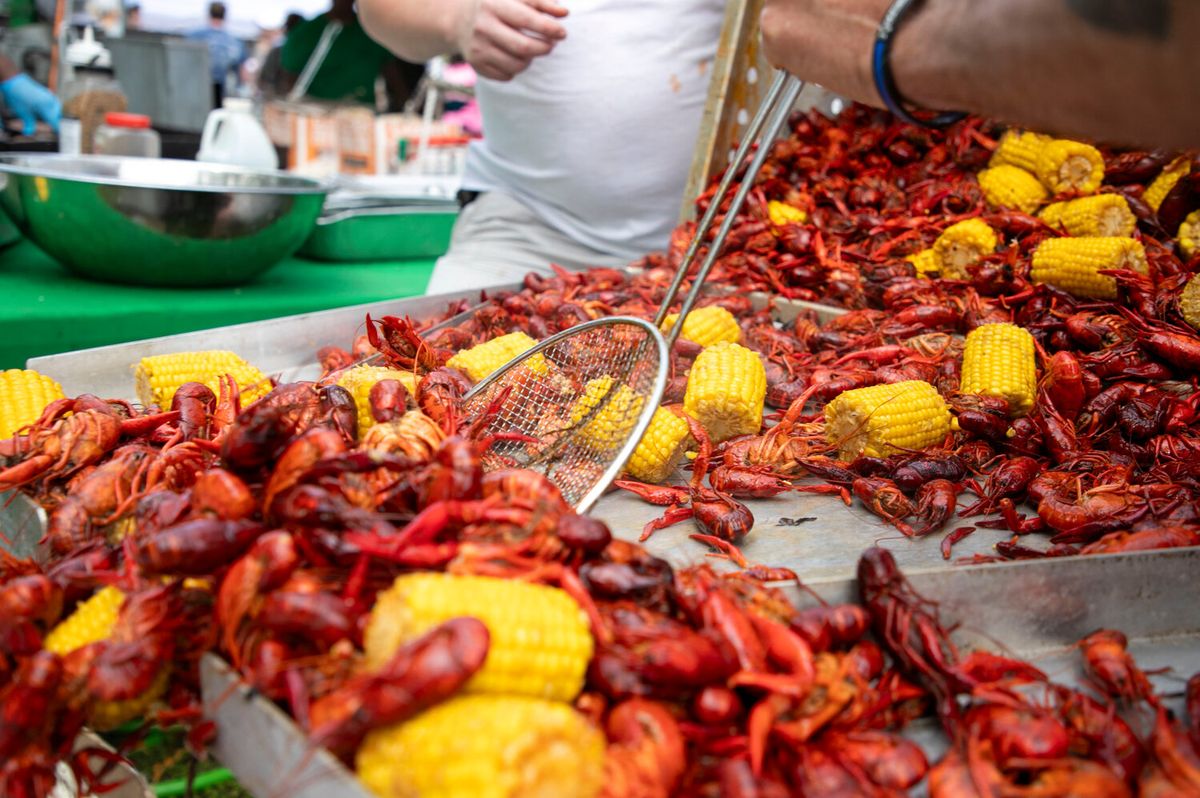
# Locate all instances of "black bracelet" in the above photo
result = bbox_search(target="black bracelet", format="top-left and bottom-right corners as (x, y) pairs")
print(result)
(872, 0), (966, 129)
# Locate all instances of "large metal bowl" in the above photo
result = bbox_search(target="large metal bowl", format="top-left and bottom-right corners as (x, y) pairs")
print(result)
(0, 154), (328, 287)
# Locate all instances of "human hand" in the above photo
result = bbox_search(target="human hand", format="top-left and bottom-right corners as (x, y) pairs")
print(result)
(760, 0), (892, 105)
(0, 73), (62, 136)
(453, 0), (568, 82)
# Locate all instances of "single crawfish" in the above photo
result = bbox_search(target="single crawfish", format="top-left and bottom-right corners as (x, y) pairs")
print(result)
(1079, 629), (1157, 705)
(307, 617), (489, 760)
(600, 699), (687, 798)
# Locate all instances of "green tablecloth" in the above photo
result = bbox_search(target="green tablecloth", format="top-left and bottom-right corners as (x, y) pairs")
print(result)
(0, 239), (438, 369)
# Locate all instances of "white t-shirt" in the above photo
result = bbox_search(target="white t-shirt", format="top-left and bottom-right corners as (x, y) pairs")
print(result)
(462, 0), (726, 260)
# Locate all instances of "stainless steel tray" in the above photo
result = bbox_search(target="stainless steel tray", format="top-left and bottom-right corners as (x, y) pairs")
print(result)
(198, 548), (1200, 798)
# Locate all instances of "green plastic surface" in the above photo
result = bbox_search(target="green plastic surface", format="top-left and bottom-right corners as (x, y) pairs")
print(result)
(0, 238), (438, 368)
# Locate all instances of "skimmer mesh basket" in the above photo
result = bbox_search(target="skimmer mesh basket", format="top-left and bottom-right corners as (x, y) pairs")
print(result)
(461, 316), (668, 512)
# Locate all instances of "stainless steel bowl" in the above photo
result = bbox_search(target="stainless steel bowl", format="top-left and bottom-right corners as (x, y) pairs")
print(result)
(0, 154), (328, 287)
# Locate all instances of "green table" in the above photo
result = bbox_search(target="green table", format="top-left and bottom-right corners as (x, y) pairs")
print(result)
(0, 239), (438, 369)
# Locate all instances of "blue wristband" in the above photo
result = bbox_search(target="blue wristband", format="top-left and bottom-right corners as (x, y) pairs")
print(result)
(872, 0), (966, 129)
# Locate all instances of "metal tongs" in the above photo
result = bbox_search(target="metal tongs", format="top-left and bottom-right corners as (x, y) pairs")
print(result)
(457, 71), (807, 512)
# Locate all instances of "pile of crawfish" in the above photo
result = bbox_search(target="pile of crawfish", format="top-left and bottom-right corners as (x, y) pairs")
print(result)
(2, 367), (1198, 798)
(362, 103), (1200, 563)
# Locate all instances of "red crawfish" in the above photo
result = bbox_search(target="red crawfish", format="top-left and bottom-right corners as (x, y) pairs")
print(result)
(905, 479), (960, 537)
(600, 699), (687, 798)
(1053, 685), (1146, 783)
(306, 617), (489, 760)
(133, 518), (265, 575)
(1080, 526), (1200, 555)
(851, 476), (916, 535)
(790, 603), (870, 653)
(1079, 629), (1157, 705)
(959, 455), (1042, 516)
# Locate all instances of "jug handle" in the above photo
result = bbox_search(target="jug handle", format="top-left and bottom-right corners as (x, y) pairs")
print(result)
(199, 110), (231, 153)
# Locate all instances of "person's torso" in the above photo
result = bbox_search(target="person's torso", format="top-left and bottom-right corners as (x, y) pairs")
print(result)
(464, 0), (725, 259)
(284, 15), (390, 104)
(189, 27), (243, 82)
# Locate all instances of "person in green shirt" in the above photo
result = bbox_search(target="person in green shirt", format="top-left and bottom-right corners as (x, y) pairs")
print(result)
(280, 0), (424, 108)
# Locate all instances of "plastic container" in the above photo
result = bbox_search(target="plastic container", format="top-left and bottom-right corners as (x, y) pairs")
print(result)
(60, 67), (127, 154)
(197, 98), (279, 170)
(94, 112), (161, 158)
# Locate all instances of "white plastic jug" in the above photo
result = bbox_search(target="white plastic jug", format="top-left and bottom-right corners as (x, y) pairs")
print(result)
(197, 98), (279, 170)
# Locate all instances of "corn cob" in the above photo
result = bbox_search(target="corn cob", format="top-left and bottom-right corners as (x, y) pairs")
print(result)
(1031, 237), (1148, 299)
(1039, 194), (1136, 237)
(1143, 157), (1191, 212)
(445, 331), (542, 382)
(43, 586), (167, 730)
(1178, 209), (1200, 259)
(1179, 273), (1200, 331)
(624, 406), (692, 484)
(906, 248), (941, 278)
(989, 130), (1050, 173)
(824, 380), (952, 461)
(960, 323), (1037, 416)
(335, 364), (417, 438)
(683, 341), (766, 443)
(977, 165), (1048, 214)
(364, 573), (593, 703)
(0, 368), (65, 439)
(932, 218), (998, 279)
(134, 351), (269, 408)
(659, 305), (741, 347)
(569, 376), (646, 452)
(767, 199), (807, 227)
(1035, 139), (1105, 195)
(356, 694), (605, 798)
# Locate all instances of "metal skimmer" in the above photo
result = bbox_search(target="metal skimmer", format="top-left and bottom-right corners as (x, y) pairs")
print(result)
(463, 72), (806, 513)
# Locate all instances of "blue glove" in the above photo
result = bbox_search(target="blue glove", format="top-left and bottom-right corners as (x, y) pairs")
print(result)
(0, 73), (62, 136)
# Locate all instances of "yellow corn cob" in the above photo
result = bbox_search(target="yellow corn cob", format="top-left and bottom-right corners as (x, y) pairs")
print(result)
(624, 406), (692, 484)
(824, 380), (952, 461)
(43, 586), (167, 730)
(683, 341), (766, 443)
(0, 368), (65, 439)
(569, 376), (646, 452)
(659, 305), (741, 347)
(364, 573), (594, 703)
(977, 165), (1049, 214)
(1039, 194), (1136, 237)
(1143, 157), (1190, 212)
(932, 218), (998, 279)
(989, 130), (1050, 173)
(768, 199), (807, 227)
(335, 364), (417, 438)
(356, 694), (605, 798)
(1179, 273), (1200, 331)
(1031, 237), (1148, 299)
(906, 248), (941, 278)
(44, 586), (125, 654)
(1178, 209), (1200, 259)
(135, 350), (269, 409)
(1035, 139), (1105, 195)
(960, 323), (1037, 416)
(445, 332), (542, 382)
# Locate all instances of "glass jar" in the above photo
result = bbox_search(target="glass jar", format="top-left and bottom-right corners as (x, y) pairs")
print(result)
(60, 68), (128, 154)
(94, 112), (161, 158)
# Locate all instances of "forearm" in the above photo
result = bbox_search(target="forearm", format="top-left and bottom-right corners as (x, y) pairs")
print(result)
(358, 0), (467, 62)
(0, 54), (20, 82)
(892, 0), (1199, 148)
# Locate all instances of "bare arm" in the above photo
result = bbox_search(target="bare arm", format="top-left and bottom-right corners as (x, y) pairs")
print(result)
(358, 0), (568, 81)
(0, 54), (20, 82)
(761, 0), (1200, 148)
